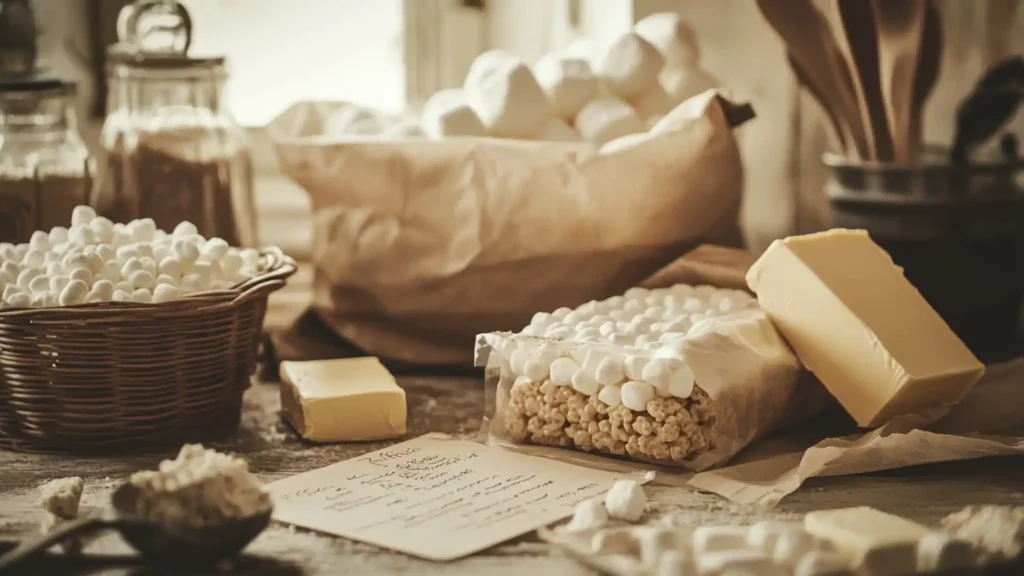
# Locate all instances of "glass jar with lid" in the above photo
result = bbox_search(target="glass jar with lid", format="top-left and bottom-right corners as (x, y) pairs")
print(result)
(92, 0), (258, 247)
(0, 76), (91, 245)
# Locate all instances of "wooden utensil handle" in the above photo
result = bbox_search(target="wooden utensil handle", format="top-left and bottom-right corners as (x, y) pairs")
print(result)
(0, 517), (115, 575)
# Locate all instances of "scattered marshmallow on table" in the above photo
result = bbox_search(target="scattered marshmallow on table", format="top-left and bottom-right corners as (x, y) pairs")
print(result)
(594, 32), (665, 103)
(421, 88), (487, 139)
(533, 53), (600, 122)
(0, 205), (262, 310)
(604, 480), (646, 522)
(464, 50), (552, 139)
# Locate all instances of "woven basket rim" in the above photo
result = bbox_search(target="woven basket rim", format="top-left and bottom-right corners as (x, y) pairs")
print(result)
(0, 246), (297, 319)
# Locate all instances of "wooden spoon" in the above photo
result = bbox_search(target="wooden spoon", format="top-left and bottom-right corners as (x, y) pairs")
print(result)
(870, 0), (927, 163)
(788, 53), (851, 154)
(833, 0), (895, 161)
(906, 0), (942, 162)
(757, 0), (870, 159)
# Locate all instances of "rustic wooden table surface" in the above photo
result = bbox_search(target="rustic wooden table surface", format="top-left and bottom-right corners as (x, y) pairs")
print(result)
(1, 201), (1023, 574)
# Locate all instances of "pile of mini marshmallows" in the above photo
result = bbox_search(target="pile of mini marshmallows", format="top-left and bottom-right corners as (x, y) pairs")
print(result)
(0, 206), (262, 309)
(508, 285), (757, 410)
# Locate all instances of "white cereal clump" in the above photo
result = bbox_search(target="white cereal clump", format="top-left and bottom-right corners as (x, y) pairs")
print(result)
(0, 206), (263, 310)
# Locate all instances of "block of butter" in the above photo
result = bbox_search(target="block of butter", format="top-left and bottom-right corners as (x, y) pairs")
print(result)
(747, 229), (984, 427)
(279, 357), (407, 442)
(805, 507), (926, 576)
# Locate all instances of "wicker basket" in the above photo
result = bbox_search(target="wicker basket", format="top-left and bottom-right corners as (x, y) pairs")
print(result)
(0, 247), (297, 453)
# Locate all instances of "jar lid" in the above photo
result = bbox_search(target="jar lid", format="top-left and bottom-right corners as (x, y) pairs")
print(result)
(109, 0), (226, 68)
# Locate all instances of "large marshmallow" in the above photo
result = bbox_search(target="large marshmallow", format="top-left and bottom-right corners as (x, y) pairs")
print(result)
(533, 54), (600, 121)
(574, 96), (646, 147)
(662, 67), (718, 106)
(323, 104), (388, 137)
(464, 51), (552, 139)
(634, 13), (701, 70)
(565, 37), (600, 65)
(634, 86), (674, 123)
(421, 89), (487, 139)
(536, 118), (584, 142)
(599, 132), (652, 155)
(594, 32), (665, 103)
(382, 116), (426, 139)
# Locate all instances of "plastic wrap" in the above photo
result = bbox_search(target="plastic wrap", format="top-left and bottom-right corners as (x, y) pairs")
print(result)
(475, 285), (803, 471)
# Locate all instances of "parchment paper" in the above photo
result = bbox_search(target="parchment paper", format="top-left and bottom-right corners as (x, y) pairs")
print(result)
(673, 251), (1024, 507)
(267, 91), (750, 366)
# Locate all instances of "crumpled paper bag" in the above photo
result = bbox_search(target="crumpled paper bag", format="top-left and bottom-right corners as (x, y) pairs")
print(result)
(267, 91), (751, 365)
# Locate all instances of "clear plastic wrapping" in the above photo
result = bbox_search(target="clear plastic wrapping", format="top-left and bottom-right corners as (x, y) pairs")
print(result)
(475, 285), (804, 471)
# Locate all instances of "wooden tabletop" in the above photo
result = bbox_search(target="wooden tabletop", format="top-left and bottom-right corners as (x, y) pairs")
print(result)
(1, 195), (1023, 574)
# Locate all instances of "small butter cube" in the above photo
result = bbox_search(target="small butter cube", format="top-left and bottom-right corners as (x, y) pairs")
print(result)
(747, 229), (985, 427)
(279, 357), (407, 442)
(804, 507), (929, 576)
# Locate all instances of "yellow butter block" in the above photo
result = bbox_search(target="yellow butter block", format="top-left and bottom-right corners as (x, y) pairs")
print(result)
(747, 229), (984, 427)
(279, 357), (407, 442)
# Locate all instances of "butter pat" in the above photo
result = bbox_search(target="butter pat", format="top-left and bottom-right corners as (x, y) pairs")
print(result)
(804, 507), (928, 576)
(279, 357), (407, 442)
(746, 229), (984, 427)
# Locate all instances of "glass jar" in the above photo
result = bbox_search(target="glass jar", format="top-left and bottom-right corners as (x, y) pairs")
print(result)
(92, 1), (258, 247)
(0, 77), (91, 244)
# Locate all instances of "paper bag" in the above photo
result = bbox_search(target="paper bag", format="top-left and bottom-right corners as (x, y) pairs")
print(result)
(267, 91), (751, 365)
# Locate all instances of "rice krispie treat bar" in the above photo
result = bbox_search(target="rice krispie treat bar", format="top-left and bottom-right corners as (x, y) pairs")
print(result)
(480, 283), (790, 465)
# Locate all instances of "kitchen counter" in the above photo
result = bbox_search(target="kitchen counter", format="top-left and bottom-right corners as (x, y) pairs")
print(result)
(1, 198), (1023, 574)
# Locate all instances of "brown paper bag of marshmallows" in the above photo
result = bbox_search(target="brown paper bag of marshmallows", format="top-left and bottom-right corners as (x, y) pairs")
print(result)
(268, 91), (753, 365)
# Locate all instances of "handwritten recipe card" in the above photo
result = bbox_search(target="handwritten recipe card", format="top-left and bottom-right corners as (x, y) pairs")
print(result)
(265, 434), (648, 561)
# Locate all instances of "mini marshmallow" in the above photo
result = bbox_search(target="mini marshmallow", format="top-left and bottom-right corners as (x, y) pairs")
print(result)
(523, 359), (548, 382)
(28, 230), (49, 250)
(112, 290), (132, 302)
(620, 380), (655, 412)
(48, 226), (69, 245)
(633, 12), (701, 70)
(5, 292), (31, 308)
(535, 118), (584, 142)
(657, 550), (693, 576)
(668, 364), (695, 399)
(594, 32), (665, 102)
(129, 269), (155, 290)
(598, 384), (622, 408)
(533, 54), (600, 121)
(618, 354), (643, 381)
(774, 529), (818, 567)
(68, 225), (95, 245)
(59, 279), (89, 306)
(173, 221), (198, 237)
(89, 216), (115, 242)
(131, 288), (152, 303)
(49, 275), (69, 294)
(693, 525), (751, 554)
(748, 521), (799, 553)
(604, 480), (646, 522)
(180, 273), (207, 293)
(28, 274), (50, 294)
(70, 205), (96, 226)
(130, 218), (157, 243)
(550, 357), (579, 387)
(155, 274), (177, 287)
(0, 261), (19, 281)
(641, 357), (676, 389)
(574, 96), (646, 147)
(421, 88), (488, 139)
(153, 284), (181, 303)
(594, 356), (625, 386)
(98, 261), (121, 282)
(239, 249), (260, 269)
(2, 284), (22, 300)
(90, 279), (115, 301)
(114, 281), (133, 294)
(16, 268), (41, 290)
(563, 499), (608, 533)
(509, 347), (530, 374)
(30, 291), (53, 308)
(571, 370), (601, 396)
(22, 248), (45, 268)
(464, 51), (552, 139)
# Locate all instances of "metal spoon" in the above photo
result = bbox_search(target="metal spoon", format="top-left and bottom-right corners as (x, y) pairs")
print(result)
(0, 481), (272, 574)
